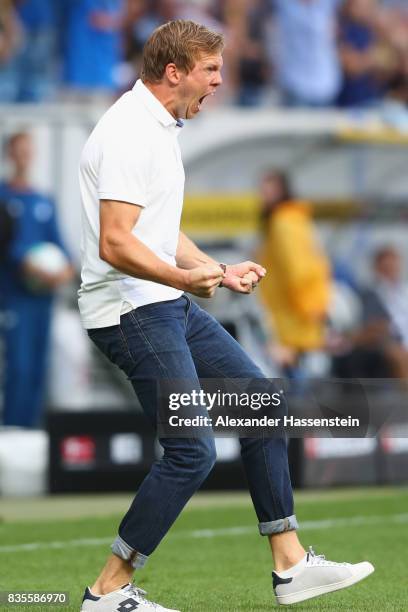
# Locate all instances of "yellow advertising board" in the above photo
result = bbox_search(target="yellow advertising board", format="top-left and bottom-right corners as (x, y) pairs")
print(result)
(181, 193), (259, 236)
(181, 193), (360, 237)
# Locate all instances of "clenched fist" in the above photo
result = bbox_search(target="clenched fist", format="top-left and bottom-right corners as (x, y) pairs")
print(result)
(183, 264), (225, 298)
(221, 261), (266, 294)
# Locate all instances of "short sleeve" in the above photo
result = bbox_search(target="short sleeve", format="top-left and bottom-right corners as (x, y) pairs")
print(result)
(97, 139), (150, 208)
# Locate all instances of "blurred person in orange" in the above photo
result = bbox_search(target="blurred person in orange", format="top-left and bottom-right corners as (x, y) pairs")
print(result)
(257, 170), (331, 370)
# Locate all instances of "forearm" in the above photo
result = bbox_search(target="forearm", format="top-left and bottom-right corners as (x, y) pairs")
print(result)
(176, 231), (218, 269)
(100, 230), (187, 290)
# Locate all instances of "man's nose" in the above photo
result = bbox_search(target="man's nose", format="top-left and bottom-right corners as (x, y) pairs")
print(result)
(213, 72), (223, 87)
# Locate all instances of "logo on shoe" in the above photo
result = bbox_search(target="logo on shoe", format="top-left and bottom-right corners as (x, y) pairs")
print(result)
(117, 599), (140, 611)
(272, 572), (293, 590)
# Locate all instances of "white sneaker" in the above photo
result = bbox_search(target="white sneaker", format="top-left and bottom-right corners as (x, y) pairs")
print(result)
(273, 546), (374, 605)
(80, 583), (181, 612)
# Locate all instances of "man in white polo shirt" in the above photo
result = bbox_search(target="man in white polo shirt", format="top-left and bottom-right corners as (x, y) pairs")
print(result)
(79, 19), (373, 612)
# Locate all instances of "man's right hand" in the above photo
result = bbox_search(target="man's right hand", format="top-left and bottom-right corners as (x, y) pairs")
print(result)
(183, 264), (224, 298)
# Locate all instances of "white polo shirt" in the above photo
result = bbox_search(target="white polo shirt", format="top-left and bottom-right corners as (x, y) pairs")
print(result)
(78, 80), (184, 329)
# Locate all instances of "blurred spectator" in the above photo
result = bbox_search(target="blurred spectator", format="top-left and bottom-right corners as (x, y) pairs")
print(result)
(257, 170), (331, 370)
(336, 0), (400, 107)
(123, 0), (159, 78)
(270, 0), (342, 107)
(331, 246), (408, 380)
(372, 247), (408, 347)
(222, 0), (271, 106)
(380, 3), (408, 107)
(0, 0), (406, 108)
(61, 0), (125, 101)
(10, 0), (58, 101)
(0, 132), (74, 428)
(0, 0), (23, 102)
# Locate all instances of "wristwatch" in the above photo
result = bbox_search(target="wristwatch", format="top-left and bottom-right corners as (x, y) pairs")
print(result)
(219, 263), (227, 287)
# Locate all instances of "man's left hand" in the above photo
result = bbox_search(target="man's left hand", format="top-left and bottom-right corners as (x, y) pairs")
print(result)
(221, 261), (266, 294)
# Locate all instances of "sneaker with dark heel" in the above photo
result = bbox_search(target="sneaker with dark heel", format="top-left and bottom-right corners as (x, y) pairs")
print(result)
(273, 546), (374, 606)
(80, 583), (181, 612)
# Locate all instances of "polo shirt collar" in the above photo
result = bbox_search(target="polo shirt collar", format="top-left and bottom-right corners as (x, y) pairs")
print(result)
(133, 79), (183, 129)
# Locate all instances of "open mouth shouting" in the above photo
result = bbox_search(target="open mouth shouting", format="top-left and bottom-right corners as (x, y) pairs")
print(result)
(197, 91), (215, 111)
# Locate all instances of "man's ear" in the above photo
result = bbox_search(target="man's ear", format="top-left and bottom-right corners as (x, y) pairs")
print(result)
(165, 63), (181, 85)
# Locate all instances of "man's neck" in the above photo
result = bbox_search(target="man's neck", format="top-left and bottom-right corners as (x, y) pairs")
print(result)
(143, 80), (179, 119)
(8, 173), (31, 191)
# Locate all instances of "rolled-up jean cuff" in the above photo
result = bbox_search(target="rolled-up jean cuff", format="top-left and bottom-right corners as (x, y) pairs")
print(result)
(111, 535), (149, 569)
(258, 514), (299, 536)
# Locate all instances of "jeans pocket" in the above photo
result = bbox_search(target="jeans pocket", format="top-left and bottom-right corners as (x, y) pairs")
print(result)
(88, 325), (133, 368)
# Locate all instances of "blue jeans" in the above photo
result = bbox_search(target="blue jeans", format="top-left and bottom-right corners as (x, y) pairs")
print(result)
(88, 296), (298, 568)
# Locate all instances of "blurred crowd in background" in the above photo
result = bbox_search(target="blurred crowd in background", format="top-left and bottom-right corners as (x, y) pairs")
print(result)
(0, 0), (407, 109)
(0, 1), (408, 429)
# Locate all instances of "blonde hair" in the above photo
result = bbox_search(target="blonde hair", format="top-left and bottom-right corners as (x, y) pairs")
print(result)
(141, 20), (224, 83)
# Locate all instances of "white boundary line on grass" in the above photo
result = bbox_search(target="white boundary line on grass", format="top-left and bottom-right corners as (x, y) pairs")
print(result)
(1, 512), (408, 554)
(190, 511), (408, 538)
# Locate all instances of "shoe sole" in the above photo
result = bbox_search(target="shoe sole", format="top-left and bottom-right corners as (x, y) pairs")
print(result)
(276, 563), (375, 605)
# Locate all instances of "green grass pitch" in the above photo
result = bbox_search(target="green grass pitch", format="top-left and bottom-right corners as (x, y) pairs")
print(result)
(0, 487), (407, 611)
